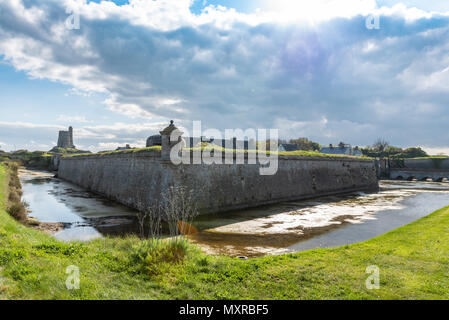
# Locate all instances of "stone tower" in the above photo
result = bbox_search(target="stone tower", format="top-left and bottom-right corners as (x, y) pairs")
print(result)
(57, 126), (75, 149)
(160, 120), (183, 161)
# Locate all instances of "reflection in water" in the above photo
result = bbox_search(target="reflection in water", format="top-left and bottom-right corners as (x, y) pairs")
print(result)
(20, 169), (449, 257)
(20, 169), (139, 241)
(288, 191), (449, 253)
(190, 181), (449, 256)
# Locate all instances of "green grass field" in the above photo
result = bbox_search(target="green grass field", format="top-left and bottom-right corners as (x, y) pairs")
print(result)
(0, 163), (448, 300)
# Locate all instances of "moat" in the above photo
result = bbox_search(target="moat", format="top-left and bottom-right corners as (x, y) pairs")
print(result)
(20, 168), (449, 257)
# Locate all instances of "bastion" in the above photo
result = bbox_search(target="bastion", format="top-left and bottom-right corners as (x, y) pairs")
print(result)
(57, 122), (379, 214)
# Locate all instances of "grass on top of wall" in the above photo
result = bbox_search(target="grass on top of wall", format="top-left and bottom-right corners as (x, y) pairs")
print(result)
(277, 150), (370, 159)
(63, 146), (162, 158)
(64, 145), (368, 160)
(0, 163), (448, 300)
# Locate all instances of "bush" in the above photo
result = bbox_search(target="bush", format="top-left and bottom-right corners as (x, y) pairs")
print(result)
(8, 190), (20, 203)
(4, 162), (19, 173)
(7, 202), (28, 222)
(130, 239), (188, 276)
(8, 175), (21, 189)
(5, 162), (27, 223)
(393, 147), (429, 159)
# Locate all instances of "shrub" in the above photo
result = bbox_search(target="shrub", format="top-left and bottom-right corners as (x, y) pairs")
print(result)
(130, 239), (188, 276)
(8, 175), (21, 189)
(8, 190), (20, 203)
(162, 186), (199, 238)
(5, 162), (19, 172)
(7, 202), (28, 222)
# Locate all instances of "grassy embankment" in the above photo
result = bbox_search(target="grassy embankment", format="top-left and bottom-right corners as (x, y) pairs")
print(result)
(0, 151), (53, 168)
(63, 146), (162, 157)
(0, 162), (448, 300)
(65, 145), (369, 159)
(0, 148), (91, 168)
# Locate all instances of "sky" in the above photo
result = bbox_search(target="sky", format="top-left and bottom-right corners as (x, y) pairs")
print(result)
(0, 0), (449, 154)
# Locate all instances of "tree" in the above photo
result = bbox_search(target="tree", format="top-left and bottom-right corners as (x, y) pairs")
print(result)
(385, 146), (403, 156)
(394, 147), (429, 159)
(263, 139), (286, 150)
(289, 138), (321, 151)
(372, 139), (389, 154)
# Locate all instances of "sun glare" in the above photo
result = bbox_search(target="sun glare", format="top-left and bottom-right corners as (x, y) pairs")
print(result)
(263, 0), (377, 22)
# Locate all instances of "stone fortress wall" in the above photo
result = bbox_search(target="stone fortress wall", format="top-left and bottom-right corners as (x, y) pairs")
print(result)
(402, 158), (449, 170)
(57, 121), (379, 214)
(58, 153), (379, 214)
(389, 158), (449, 181)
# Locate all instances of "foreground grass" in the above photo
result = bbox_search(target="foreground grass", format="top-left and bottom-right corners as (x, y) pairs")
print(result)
(0, 164), (448, 300)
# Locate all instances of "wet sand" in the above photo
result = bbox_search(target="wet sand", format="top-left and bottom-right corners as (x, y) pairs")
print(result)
(188, 182), (449, 257)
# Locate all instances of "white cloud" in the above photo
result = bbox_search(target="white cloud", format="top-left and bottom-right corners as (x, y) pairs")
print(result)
(1, 0), (449, 151)
(96, 139), (146, 151)
(57, 115), (92, 123)
(0, 121), (64, 129)
(263, 0), (377, 23)
(83, 122), (167, 134)
(104, 98), (156, 120)
(97, 142), (128, 151)
(275, 117), (376, 145)
(0, 120), (160, 151)
(25, 142), (51, 150)
(422, 147), (449, 156)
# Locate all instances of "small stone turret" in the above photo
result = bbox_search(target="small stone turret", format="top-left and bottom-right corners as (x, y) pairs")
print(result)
(160, 120), (183, 161)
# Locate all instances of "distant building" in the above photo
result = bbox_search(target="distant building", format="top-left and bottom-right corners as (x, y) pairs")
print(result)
(320, 144), (363, 156)
(278, 144), (300, 152)
(57, 126), (75, 149)
(116, 144), (133, 151)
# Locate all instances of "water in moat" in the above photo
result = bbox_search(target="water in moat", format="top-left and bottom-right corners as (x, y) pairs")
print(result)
(20, 168), (449, 257)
